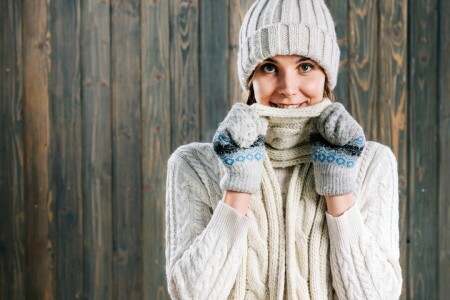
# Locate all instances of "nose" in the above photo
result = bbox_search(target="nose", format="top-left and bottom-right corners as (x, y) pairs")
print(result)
(278, 71), (298, 97)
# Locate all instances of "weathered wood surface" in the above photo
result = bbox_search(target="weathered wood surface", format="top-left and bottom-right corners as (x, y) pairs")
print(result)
(228, 0), (254, 106)
(200, 0), (229, 142)
(81, 0), (113, 298)
(438, 0), (450, 298)
(1, 0), (449, 298)
(408, 0), (439, 298)
(325, 0), (349, 108)
(22, 0), (55, 298)
(0, 0), (25, 299)
(348, 0), (379, 138)
(142, 0), (171, 298)
(111, 0), (143, 298)
(170, 0), (200, 151)
(49, 1), (84, 298)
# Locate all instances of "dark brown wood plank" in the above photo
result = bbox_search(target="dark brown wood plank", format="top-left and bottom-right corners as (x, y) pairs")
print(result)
(141, 0), (170, 298)
(0, 0), (25, 298)
(348, 0), (379, 139)
(325, 0), (349, 108)
(111, 0), (143, 298)
(22, 0), (55, 298)
(170, 0), (200, 150)
(408, 0), (439, 298)
(378, 0), (408, 298)
(48, 1), (83, 298)
(200, 0), (229, 141)
(81, 0), (113, 299)
(438, 0), (450, 297)
(228, 0), (254, 106)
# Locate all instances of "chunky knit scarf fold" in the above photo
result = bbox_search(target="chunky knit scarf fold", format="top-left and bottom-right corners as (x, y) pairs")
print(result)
(255, 99), (332, 167)
(230, 99), (334, 299)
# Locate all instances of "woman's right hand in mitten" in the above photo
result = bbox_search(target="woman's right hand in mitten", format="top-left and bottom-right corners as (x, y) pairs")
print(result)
(213, 103), (268, 194)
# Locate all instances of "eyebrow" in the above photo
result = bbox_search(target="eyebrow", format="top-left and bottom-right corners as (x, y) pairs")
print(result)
(263, 57), (312, 64)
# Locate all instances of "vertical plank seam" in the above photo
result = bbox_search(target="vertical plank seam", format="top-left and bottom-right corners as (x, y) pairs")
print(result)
(138, 0), (144, 294)
(170, 0), (174, 152)
(376, 0), (381, 140)
(77, 0), (84, 298)
(20, 0), (29, 294)
(435, 0), (441, 296)
(18, 0), (26, 295)
(79, 2), (85, 299)
(403, 0), (410, 298)
(406, 0), (411, 298)
(198, 0), (203, 141)
(346, 0), (350, 110)
(108, 1), (116, 297)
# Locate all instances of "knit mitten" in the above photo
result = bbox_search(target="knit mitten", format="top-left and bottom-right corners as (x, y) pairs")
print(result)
(310, 102), (366, 196)
(213, 103), (268, 194)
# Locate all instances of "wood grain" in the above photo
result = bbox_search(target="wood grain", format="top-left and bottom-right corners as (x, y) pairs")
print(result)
(170, 0), (200, 150)
(111, 0), (143, 298)
(438, 0), (450, 298)
(22, 0), (55, 298)
(141, 0), (170, 298)
(325, 0), (349, 108)
(81, 0), (113, 298)
(200, 0), (229, 142)
(408, 0), (439, 298)
(348, 0), (379, 139)
(378, 0), (408, 297)
(48, 1), (84, 298)
(0, 0), (25, 299)
(228, 0), (258, 106)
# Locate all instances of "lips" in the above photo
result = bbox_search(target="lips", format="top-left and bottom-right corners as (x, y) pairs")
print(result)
(269, 101), (308, 109)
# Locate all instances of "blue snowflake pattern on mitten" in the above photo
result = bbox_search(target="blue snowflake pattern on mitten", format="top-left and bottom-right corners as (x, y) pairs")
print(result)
(310, 133), (365, 168)
(213, 132), (265, 166)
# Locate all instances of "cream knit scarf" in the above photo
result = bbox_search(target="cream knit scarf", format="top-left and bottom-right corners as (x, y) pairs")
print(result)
(230, 99), (334, 300)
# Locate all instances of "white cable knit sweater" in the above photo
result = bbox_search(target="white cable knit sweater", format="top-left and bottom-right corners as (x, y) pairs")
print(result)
(165, 112), (402, 299)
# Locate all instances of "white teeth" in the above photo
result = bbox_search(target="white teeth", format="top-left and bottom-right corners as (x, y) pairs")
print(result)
(278, 104), (301, 109)
(270, 102), (307, 108)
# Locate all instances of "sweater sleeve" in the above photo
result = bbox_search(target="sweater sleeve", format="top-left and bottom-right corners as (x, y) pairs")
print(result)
(165, 148), (250, 299)
(325, 144), (403, 300)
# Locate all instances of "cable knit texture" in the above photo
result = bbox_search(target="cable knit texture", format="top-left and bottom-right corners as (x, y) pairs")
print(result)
(165, 102), (402, 299)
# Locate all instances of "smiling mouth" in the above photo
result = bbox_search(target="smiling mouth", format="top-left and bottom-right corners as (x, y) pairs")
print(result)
(269, 102), (308, 109)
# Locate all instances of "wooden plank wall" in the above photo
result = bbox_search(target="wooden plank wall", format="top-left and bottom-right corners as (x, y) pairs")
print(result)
(142, 0), (170, 298)
(0, 0), (25, 299)
(408, 0), (439, 298)
(81, 0), (112, 298)
(0, 0), (448, 299)
(438, 0), (450, 297)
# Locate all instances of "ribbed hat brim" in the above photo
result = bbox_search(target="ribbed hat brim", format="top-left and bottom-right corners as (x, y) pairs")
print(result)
(238, 22), (340, 91)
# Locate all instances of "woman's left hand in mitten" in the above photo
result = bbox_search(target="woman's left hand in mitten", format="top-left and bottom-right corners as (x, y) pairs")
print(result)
(310, 102), (366, 196)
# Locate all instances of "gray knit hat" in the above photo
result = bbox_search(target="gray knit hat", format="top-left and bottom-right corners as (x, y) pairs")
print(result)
(238, 0), (340, 91)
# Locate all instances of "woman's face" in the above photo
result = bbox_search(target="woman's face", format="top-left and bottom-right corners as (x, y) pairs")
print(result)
(251, 55), (326, 108)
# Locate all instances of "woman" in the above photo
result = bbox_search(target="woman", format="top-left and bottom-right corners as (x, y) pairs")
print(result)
(165, 0), (403, 298)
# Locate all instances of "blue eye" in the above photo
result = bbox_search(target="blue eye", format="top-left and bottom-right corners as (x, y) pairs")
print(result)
(300, 63), (313, 72)
(262, 64), (277, 73)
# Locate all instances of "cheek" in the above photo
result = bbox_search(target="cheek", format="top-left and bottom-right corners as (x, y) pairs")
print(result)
(301, 74), (325, 98)
(253, 79), (273, 104)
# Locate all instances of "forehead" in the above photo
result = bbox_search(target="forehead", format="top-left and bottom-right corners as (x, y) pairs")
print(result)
(262, 55), (317, 65)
